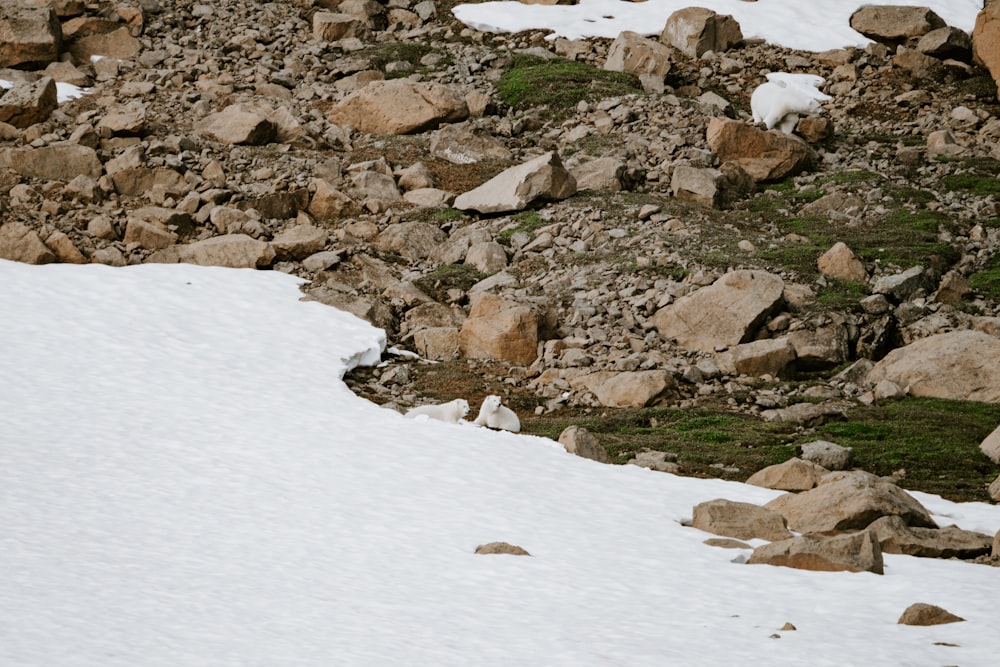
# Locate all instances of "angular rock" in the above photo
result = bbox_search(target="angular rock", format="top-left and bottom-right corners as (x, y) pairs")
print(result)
(465, 241), (507, 275)
(328, 80), (468, 135)
(671, 162), (754, 209)
(313, 11), (367, 41)
(765, 470), (937, 534)
(974, 1), (1000, 100)
(746, 457), (828, 492)
(591, 370), (674, 408)
(68, 27), (141, 62)
(475, 542), (530, 556)
(0, 76), (56, 129)
(0, 142), (103, 181)
(787, 325), (849, 371)
(123, 216), (176, 250)
(799, 440), (853, 471)
(0, 6), (61, 68)
(850, 6), (945, 45)
(604, 31), (673, 79)
(568, 156), (628, 192)
(653, 270), (784, 353)
(558, 425), (610, 463)
(270, 224), (328, 261)
(869, 515), (993, 559)
(748, 530), (884, 575)
(309, 179), (357, 220)
(897, 603), (964, 626)
(148, 234), (275, 269)
(917, 26), (972, 61)
(199, 104), (277, 146)
(453, 151), (576, 214)
(818, 241), (868, 283)
(706, 118), (815, 182)
(691, 498), (792, 542)
(413, 327), (461, 361)
(760, 400), (852, 427)
(980, 424), (1000, 464)
(97, 105), (147, 136)
(374, 222), (446, 260)
(403, 188), (455, 208)
(44, 231), (85, 264)
(0, 222), (55, 264)
(627, 449), (679, 473)
(872, 265), (936, 303)
(866, 330), (1000, 403)
(459, 293), (538, 365)
(661, 7), (743, 59)
(714, 337), (796, 378)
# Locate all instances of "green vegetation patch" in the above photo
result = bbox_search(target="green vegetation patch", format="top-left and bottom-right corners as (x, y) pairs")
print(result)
(497, 54), (642, 119)
(968, 251), (1000, 302)
(413, 263), (485, 303)
(498, 210), (550, 243)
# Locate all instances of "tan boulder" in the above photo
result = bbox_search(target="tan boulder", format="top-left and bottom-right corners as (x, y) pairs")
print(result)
(660, 7), (743, 59)
(327, 80), (468, 135)
(558, 426), (610, 463)
(787, 325), (849, 371)
(691, 498), (793, 542)
(429, 123), (513, 165)
(748, 530), (884, 575)
(765, 470), (937, 533)
(0, 142), (103, 181)
(981, 424), (1000, 464)
(271, 224), (328, 261)
(869, 515), (993, 559)
(475, 542), (530, 556)
(313, 11), (367, 41)
(746, 457), (828, 492)
(897, 603), (964, 626)
(989, 474), (1000, 503)
(670, 163), (754, 209)
(866, 330), (1000, 403)
(591, 370), (675, 408)
(68, 27), (141, 62)
(453, 151), (576, 214)
(653, 269), (784, 353)
(199, 104), (277, 146)
(0, 6), (61, 68)
(96, 105), (147, 136)
(465, 241), (508, 276)
(0, 76), (57, 129)
(799, 440), (853, 471)
(850, 5), (945, 45)
(604, 31), (673, 79)
(714, 337), (796, 378)
(974, 1), (1000, 100)
(308, 179), (357, 220)
(413, 327), (460, 361)
(706, 118), (815, 182)
(44, 231), (85, 264)
(148, 234), (275, 269)
(123, 217), (176, 251)
(818, 241), (868, 283)
(373, 222), (446, 260)
(459, 293), (538, 365)
(0, 222), (55, 264)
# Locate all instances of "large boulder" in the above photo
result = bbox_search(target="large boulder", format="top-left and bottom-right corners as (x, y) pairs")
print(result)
(459, 293), (539, 365)
(849, 5), (946, 46)
(199, 104), (277, 146)
(590, 370), (675, 408)
(0, 222), (55, 264)
(748, 530), (884, 575)
(604, 30), (673, 79)
(653, 270), (784, 353)
(981, 424), (1000, 464)
(866, 330), (1000, 403)
(0, 142), (103, 181)
(453, 151), (576, 214)
(660, 7), (743, 59)
(147, 234), (275, 269)
(765, 471), (937, 533)
(691, 499), (793, 542)
(671, 163), (754, 209)
(0, 5), (61, 68)
(818, 241), (869, 283)
(746, 457), (828, 492)
(373, 222), (446, 261)
(974, 0), (1000, 100)
(869, 515), (993, 560)
(897, 603), (964, 626)
(67, 27), (141, 62)
(0, 76), (57, 129)
(327, 80), (468, 135)
(558, 426), (610, 463)
(714, 337), (796, 378)
(706, 118), (815, 182)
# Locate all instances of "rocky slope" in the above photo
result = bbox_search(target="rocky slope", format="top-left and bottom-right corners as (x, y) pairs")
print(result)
(2, 0), (1000, 496)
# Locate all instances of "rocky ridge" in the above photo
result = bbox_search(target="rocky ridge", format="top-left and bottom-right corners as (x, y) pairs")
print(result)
(2, 1), (1000, 502)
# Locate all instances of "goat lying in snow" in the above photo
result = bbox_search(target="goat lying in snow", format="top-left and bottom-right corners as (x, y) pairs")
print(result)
(473, 395), (520, 432)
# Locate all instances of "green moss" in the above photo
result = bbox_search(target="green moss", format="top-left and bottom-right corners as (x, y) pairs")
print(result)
(497, 55), (643, 119)
(498, 210), (550, 243)
(968, 252), (1000, 301)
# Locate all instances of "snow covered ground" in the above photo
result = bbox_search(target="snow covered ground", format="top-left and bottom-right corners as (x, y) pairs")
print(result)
(2, 258), (999, 667)
(452, 0), (984, 52)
